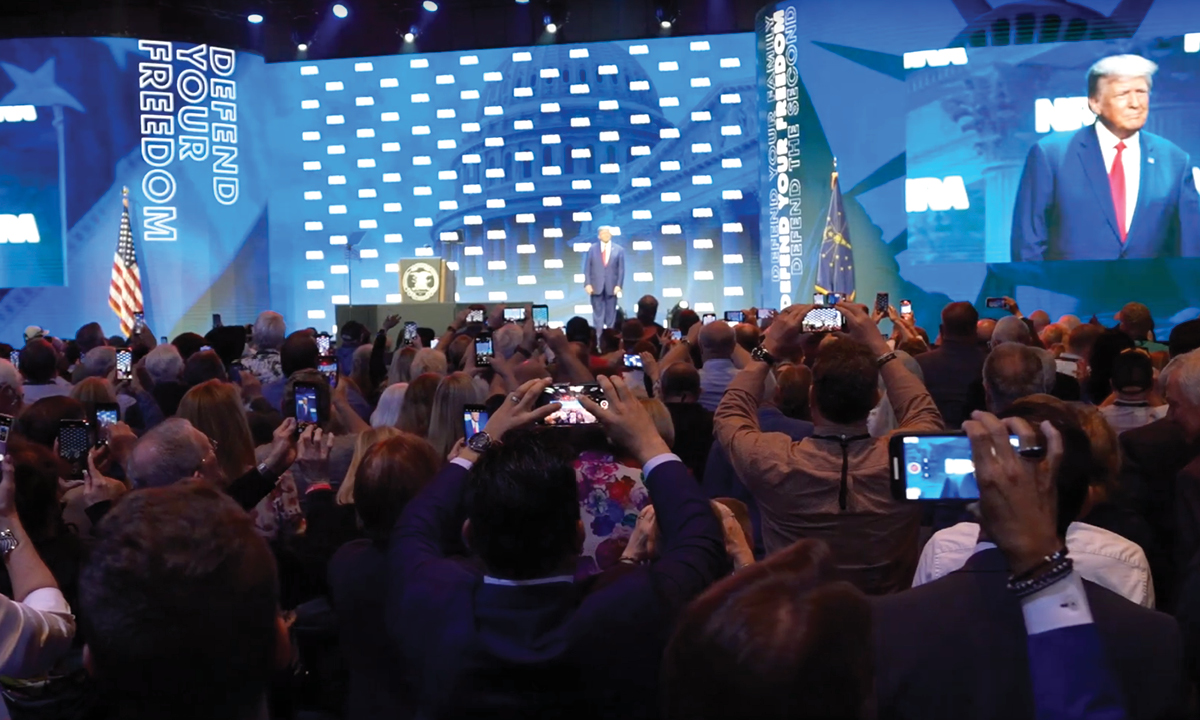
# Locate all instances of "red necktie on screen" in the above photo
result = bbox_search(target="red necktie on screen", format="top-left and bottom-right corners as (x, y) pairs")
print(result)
(1110, 140), (1127, 243)
(602, 243), (609, 266)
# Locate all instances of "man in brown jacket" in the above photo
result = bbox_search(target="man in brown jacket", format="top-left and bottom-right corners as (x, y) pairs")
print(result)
(714, 302), (943, 593)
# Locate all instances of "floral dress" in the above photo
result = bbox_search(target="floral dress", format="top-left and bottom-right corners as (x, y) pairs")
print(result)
(574, 451), (650, 577)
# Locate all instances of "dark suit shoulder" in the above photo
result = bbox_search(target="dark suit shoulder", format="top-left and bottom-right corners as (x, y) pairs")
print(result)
(1031, 126), (1087, 160)
(1143, 130), (1190, 163)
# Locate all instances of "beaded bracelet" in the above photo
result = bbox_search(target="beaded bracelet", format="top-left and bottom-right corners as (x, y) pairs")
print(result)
(1007, 557), (1074, 599)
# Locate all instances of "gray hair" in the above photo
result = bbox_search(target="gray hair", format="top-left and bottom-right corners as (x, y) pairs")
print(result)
(410, 348), (448, 378)
(253, 311), (287, 352)
(144, 344), (184, 385)
(0, 359), (21, 395)
(77, 346), (117, 381)
(1035, 347), (1058, 390)
(1087, 54), (1157, 98)
(126, 418), (208, 489)
(984, 343), (1051, 413)
(992, 316), (1032, 347)
(1170, 350), (1200, 408)
(493, 324), (523, 360)
(370, 382), (407, 428)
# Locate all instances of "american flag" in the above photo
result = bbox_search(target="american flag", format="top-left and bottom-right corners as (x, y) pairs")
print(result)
(108, 189), (143, 336)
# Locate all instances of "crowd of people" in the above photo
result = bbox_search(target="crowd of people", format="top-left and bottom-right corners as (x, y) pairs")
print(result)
(0, 292), (1196, 720)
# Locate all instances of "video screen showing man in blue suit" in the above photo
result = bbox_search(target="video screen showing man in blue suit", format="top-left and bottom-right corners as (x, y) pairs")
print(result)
(1012, 54), (1200, 262)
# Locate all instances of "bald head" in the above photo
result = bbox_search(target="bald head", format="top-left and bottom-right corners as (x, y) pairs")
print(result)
(983, 343), (1050, 413)
(1028, 310), (1051, 334)
(698, 321), (736, 360)
(976, 318), (996, 345)
(992, 316), (1032, 347)
(1118, 302), (1153, 342)
(941, 302), (979, 340)
(1058, 315), (1082, 332)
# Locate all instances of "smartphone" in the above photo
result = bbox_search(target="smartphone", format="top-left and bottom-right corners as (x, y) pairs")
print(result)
(115, 348), (133, 382)
(132, 311), (145, 334)
(58, 419), (91, 479)
(801, 307), (847, 334)
(875, 292), (890, 314)
(985, 297), (1008, 310)
(758, 309), (777, 329)
(0, 414), (12, 461)
(474, 332), (494, 367)
(889, 432), (1019, 501)
(503, 307), (527, 324)
(212, 313), (223, 328)
(317, 355), (338, 388)
(670, 328), (683, 341)
(401, 321), (419, 346)
(294, 382), (320, 429)
(316, 333), (332, 355)
(160, 336), (168, 345)
(92, 402), (120, 447)
(724, 310), (744, 323)
(702, 313), (717, 326)
(466, 308), (486, 324)
(623, 353), (644, 370)
(8, 350), (17, 367)
(536, 383), (607, 425)
(899, 300), (913, 318)
(532, 304), (550, 331)
(463, 404), (489, 438)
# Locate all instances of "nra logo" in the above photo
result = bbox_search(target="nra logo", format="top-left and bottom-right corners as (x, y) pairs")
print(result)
(1035, 97), (1096, 133)
(0, 214), (41, 243)
(903, 48), (968, 69)
(0, 105), (37, 123)
(906, 177), (970, 213)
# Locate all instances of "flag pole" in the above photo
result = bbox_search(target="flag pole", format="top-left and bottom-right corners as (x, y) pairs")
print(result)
(832, 156), (838, 189)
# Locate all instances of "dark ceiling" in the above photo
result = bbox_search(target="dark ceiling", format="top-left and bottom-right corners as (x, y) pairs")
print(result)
(0, 0), (762, 62)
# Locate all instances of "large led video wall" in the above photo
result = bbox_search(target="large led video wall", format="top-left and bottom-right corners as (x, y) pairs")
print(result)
(0, 33), (759, 343)
(759, 0), (1200, 334)
(265, 35), (760, 327)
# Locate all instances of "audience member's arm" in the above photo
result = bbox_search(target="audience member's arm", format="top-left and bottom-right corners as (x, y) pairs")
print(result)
(435, 309), (471, 356)
(332, 378), (370, 434)
(730, 343), (751, 370)
(965, 412), (1126, 720)
(543, 328), (593, 384)
(658, 321), (699, 372)
(369, 315), (399, 388)
(394, 379), (558, 578)
(583, 376), (726, 604)
(228, 419), (298, 510)
(839, 302), (944, 432)
(0, 460), (75, 678)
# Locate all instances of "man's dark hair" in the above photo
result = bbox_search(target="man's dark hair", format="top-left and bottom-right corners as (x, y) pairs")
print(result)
(621, 319), (645, 351)
(941, 302), (978, 339)
(811, 341), (878, 424)
(465, 429), (580, 580)
(340, 320), (368, 345)
(1111, 349), (1154, 392)
(775, 364), (812, 421)
(204, 326), (247, 367)
(75, 322), (108, 354)
(565, 316), (591, 346)
(183, 350), (228, 387)
(663, 539), (872, 720)
(1169, 319), (1200, 358)
(675, 309), (700, 334)
(661, 363), (701, 401)
(417, 327), (436, 348)
(599, 328), (621, 354)
(637, 295), (659, 325)
(280, 331), (320, 377)
(17, 339), (57, 384)
(170, 333), (207, 361)
(1085, 329), (1135, 403)
(12, 396), (86, 449)
(999, 399), (1094, 536)
(79, 483), (280, 720)
(983, 343), (1048, 413)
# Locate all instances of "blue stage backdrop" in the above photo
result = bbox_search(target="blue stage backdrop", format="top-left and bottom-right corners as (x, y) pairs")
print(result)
(758, 0), (1200, 336)
(264, 35), (761, 329)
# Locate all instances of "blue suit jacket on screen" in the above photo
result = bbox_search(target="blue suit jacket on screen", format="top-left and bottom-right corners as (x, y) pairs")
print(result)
(583, 241), (625, 296)
(1011, 124), (1200, 262)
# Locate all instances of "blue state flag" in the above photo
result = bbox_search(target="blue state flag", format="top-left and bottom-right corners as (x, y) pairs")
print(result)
(814, 171), (856, 301)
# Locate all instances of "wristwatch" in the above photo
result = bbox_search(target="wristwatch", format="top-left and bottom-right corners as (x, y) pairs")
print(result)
(876, 350), (899, 368)
(467, 431), (501, 453)
(750, 344), (778, 366)
(0, 528), (19, 557)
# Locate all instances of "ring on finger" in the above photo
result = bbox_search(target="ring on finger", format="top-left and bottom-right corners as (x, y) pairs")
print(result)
(1017, 445), (1046, 460)
(509, 394), (521, 403)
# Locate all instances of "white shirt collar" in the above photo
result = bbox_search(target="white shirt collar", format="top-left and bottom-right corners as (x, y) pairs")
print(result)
(1095, 120), (1138, 152)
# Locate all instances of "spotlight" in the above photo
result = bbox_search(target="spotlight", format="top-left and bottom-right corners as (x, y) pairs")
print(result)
(404, 31), (415, 42)
(247, 13), (264, 23)
(297, 42), (309, 52)
(546, 21), (558, 33)
(423, 0), (438, 11)
(660, 19), (671, 29)
(656, 2), (679, 30)
(332, 3), (348, 18)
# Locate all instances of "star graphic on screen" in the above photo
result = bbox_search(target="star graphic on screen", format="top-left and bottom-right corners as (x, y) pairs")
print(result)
(0, 58), (85, 112)
(93, 37), (140, 70)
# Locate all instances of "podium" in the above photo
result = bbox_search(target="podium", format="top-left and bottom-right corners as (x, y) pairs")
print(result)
(398, 258), (455, 304)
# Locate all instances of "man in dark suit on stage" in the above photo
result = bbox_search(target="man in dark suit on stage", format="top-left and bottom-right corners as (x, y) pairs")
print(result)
(1012, 54), (1200, 262)
(583, 226), (624, 330)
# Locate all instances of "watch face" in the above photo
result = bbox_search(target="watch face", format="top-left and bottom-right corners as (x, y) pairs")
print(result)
(467, 432), (491, 452)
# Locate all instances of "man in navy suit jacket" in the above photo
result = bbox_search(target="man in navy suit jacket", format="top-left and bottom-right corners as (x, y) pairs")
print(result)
(1012, 54), (1200, 262)
(389, 377), (726, 720)
(583, 227), (625, 329)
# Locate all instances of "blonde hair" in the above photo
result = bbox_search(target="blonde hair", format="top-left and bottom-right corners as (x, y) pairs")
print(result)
(70, 377), (117, 407)
(177, 379), (257, 484)
(388, 346), (418, 386)
(337, 426), (403, 505)
(426, 372), (482, 458)
(640, 398), (675, 449)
